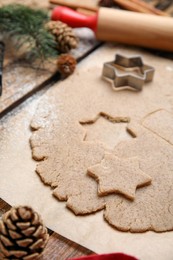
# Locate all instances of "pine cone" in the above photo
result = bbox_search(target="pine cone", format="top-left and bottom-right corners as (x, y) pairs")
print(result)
(0, 206), (49, 260)
(57, 54), (77, 77)
(46, 21), (78, 53)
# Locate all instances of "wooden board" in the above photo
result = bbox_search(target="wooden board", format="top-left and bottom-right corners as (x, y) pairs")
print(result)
(0, 0), (49, 8)
(0, 28), (100, 118)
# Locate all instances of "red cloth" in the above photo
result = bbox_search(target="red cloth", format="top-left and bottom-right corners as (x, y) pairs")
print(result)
(71, 253), (138, 260)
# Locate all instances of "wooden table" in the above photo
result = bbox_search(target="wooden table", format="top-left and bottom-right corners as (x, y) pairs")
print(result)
(0, 1), (173, 259)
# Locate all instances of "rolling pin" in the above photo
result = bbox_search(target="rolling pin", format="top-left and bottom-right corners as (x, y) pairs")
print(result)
(51, 6), (173, 52)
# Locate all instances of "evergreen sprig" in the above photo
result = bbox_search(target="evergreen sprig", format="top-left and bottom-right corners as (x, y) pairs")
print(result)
(0, 4), (59, 61)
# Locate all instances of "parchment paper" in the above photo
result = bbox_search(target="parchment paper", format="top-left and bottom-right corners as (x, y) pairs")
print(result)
(1, 45), (173, 260)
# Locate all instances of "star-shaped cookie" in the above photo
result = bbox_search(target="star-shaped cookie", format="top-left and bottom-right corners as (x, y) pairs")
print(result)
(88, 154), (152, 200)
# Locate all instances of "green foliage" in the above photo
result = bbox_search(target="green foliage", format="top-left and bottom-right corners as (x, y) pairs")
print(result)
(0, 4), (59, 61)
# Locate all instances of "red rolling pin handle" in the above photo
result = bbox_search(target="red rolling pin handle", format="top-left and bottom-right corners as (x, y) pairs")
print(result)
(51, 6), (97, 32)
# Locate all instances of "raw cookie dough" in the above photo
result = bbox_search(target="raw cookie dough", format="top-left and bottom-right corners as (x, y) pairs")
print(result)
(31, 121), (106, 214)
(142, 109), (173, 145)
(105, 109), (173, 232)
(30, 46), (173, 232)
(88, 154), (152, 200)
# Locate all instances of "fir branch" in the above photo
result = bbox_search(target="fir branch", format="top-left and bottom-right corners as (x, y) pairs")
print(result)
(0, 4), (59, 61)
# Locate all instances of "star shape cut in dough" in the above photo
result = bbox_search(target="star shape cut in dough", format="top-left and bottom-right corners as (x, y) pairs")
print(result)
(80, 113), (131, 150)
(88, 154), (152, 200)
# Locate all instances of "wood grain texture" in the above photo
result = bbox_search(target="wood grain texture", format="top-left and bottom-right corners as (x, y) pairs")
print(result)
(42, 233), (93, 260)
(49, 0), (99, 11)
(96, 8), (173, 51)
(0, 198), (11, 218)
(0, 29), (100, 118)
(141, 0), (173, 15)
(0, 0), (50, 8)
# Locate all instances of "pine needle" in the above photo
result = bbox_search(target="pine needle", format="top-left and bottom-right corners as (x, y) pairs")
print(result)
(0, 4), (59, 61)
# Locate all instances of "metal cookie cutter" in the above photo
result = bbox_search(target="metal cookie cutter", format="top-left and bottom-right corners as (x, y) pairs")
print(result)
(102, 54), (155, 91)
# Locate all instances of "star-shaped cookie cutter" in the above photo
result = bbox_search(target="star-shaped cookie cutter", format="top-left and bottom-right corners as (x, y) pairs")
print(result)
(102, 54), (155, 91)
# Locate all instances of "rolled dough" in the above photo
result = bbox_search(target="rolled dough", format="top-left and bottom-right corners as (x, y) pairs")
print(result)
(30, 47), (173, 232)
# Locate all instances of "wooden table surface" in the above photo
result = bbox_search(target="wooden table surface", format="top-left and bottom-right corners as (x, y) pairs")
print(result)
(1, 0), (173, 259)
